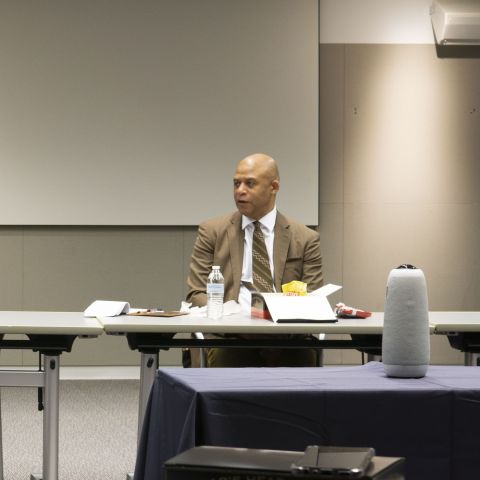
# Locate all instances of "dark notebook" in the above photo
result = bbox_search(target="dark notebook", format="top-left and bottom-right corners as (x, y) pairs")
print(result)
(164, 445), (405, 480)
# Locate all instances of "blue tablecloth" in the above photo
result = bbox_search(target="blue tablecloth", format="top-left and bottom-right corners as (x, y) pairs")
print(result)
(134, 362), (480, 480)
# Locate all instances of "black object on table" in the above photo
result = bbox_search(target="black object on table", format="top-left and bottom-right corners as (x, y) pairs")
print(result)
(164, 445), (405, 480)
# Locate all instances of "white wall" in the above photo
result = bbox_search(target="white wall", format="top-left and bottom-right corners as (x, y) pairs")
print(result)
(320, 0), (435, 44)
(319, 0), (480, 366)
(0, 0), (319, 225)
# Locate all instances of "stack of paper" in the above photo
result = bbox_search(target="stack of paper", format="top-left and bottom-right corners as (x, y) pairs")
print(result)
(258, 284), (342, 323)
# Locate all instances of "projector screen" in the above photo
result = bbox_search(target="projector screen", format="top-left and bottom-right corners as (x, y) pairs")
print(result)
(0, 0), (318, 225)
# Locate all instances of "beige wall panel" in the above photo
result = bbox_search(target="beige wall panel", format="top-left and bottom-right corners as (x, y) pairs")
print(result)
(319, 202), (344, 300)
(322, 339), (344, 365)
(320, 43), (480, 366)
(319, 44), (354, 367)
(21, 227), (185, 312)
(0, 229), (24, 364)
(430, 335), (463, 366)
(341, 201), (478, 365)
(342, 202), (480, 311)
(323, 334), (463, 367)
(182, 228), (199, 301)
(18, 226), (186, 366)
(1, 225), (240, 367)
(339, 347), (365, 365)
(320, 44), (345, 205)
(1, 338), (24, 366)
(0, 352), (23, 366)
(0, 228), (23, 309)
(319, 43), (345, 304)
(340, 43), (480, 313)
(324, 334), (463, 366)
(323, 334), (364, 366)
(344, 44), (480, 206)
(324, 335), (463, 367)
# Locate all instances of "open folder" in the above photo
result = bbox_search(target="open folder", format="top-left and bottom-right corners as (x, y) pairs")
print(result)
(84, 300), (130, 318)
(252, 285), (340, 323)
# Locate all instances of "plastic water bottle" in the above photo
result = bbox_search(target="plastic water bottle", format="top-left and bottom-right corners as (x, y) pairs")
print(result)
(207, 265), (224, 319)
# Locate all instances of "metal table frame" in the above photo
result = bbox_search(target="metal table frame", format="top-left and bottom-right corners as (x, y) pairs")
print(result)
(428, 312), (480, 366)
(0, 312), (102, 480)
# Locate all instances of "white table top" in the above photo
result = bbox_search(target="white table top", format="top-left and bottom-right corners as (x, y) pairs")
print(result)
(3, 310), (474, 337)
(428, 311), (480, 333)
(0, 311), (103, 335)
(99, 311), (386, 335)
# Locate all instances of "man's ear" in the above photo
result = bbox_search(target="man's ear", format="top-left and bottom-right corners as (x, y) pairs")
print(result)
(271, 179), (280, 194)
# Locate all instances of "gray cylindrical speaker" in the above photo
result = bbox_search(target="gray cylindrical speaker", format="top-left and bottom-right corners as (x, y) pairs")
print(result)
(382, 264), (430, 378)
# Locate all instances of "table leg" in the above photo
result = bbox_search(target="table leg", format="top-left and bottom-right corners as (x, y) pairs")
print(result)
(127, 352), (158, 480)
(0, 389), (3, 480)
(42, 355), (60, 480)
(465, 352), (480, 366)
(31, 356), (59, 480)
(137, 352), (158, 442)
(367, 353), (382, 362)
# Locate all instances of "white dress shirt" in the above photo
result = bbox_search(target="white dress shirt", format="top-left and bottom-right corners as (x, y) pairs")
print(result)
(238, 207), (277, 313)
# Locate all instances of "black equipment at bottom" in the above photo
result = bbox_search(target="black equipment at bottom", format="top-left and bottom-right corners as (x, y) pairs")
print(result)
(164, 445), (405, 480)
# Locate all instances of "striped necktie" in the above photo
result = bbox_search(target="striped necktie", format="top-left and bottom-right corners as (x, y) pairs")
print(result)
(252, 221), (275, 292)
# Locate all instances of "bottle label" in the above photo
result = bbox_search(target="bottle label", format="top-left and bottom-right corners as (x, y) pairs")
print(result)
(207, 283), (224, 294)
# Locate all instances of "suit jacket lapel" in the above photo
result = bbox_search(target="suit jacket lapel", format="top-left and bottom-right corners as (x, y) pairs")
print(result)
(273, 212), (291, 291)
(227, 212), (244, 298)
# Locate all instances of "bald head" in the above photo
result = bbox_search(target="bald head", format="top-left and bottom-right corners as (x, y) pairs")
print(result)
(237, 153), (280, 182)
(233, 153), (280, 220)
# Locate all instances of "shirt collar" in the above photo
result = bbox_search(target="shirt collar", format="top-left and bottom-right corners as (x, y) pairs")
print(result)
(242, 207), (277, 232)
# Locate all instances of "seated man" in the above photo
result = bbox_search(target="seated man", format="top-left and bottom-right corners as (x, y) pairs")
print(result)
(186, 152), (323, 367)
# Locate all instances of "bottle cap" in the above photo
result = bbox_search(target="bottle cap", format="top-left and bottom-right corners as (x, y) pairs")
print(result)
(397, 264), (417, 269)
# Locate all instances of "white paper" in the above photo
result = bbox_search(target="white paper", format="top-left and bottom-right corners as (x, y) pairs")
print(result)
(310, 283), (342, 297)
(223, 300), (242, 315)
(260, 293), (337, 322)
(179, 300), (241, 316)
(84, 300), (130, 317)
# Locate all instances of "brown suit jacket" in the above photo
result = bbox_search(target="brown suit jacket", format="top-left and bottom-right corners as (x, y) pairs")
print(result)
(186, 211), (323, 306)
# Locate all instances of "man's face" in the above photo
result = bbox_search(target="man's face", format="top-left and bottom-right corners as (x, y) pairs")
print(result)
(233, 161), (279, 220)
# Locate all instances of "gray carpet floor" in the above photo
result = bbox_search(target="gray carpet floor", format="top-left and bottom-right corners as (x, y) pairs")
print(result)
(1, 380), (138, 479)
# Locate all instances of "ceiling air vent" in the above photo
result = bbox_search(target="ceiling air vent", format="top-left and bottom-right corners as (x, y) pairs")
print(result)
(431, 0), (480, 45)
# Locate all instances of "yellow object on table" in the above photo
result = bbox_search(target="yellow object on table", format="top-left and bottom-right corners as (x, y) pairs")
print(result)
(281, 280), (307, 296)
